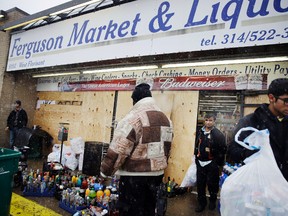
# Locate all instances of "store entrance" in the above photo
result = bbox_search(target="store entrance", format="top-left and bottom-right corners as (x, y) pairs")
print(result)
(197, 90), (241, 145)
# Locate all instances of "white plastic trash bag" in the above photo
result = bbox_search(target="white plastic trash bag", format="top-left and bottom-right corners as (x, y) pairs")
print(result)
(52, 143), (61, 152)
(220, 127), (288, 216)
(180, 155), (197, 187)
(70, 137), (85, 154)
(47, 151), (60, 162)
(65, 153), (78, 170)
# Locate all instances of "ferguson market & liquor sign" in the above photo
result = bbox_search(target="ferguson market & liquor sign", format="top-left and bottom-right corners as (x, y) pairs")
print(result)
(7, 0), (288, 71)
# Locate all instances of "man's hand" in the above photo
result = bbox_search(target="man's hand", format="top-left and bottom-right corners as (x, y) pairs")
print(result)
(5, 127), (9, 131)
(99, 172), (109, 184)
(241, 148), (260, 160)
(98, 176), (106, 184)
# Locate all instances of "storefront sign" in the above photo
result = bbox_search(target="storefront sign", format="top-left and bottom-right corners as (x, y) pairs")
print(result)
(36, 61), (286, 91)
(38, 75), (267, 92)
(7, 0), (288, 71)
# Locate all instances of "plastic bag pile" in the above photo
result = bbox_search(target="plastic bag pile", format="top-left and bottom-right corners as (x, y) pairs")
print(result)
(47, 137), (85, 171)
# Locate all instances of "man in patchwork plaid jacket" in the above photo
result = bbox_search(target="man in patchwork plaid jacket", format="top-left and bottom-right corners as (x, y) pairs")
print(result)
(100, 83), (173, 216)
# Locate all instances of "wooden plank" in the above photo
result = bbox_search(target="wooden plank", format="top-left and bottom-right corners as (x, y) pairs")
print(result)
(40, 104), (82, 113)
(153, 91), (174, 118)
(37, 92), (83, 101)
(164, 91), (199, 184)
(244, 94), (268, 104)
(244, 94), (268, 116)
(115, 91), (133, 122)
(36, 112), (80, 123)
(34, 92), (114, 145)
(34, 93), (85, 143)
(80, 91), (114, 143)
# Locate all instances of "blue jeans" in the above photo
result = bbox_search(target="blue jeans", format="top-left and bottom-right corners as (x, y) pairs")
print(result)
(9, 127), (19, 149)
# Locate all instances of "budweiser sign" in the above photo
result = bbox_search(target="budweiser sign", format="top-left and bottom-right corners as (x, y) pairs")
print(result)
(154, 76), (233, 90)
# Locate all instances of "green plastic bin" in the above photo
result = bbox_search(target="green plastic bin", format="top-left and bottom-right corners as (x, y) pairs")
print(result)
(0, 148), (21, 216)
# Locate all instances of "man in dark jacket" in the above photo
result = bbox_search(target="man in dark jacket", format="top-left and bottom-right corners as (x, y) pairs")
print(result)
(6, 100), (28, 148)
(228, 78), (288, 181)
(194, 113), (227, 212)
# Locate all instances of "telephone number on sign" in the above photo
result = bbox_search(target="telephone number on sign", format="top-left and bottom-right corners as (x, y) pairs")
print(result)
(221, 27), (288, 44)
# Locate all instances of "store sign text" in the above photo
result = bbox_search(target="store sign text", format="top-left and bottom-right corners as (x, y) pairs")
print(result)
(158, 77), (226, 89)
(7, 0), (288, 71)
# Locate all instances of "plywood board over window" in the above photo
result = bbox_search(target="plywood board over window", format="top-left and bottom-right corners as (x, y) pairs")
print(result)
(244, 94), (269, 116)
(34, 90), (198, 184)
(164, 91), (199, 183)
(34, 91), (114, 145)
(80, 91), (114, 143)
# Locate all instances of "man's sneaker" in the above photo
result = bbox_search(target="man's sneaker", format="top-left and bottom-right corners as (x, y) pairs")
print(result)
(208, 202), (216, 211)
(195, 204), (206, 213)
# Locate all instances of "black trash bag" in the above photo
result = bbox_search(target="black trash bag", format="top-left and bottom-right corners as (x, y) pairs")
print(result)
(14, 126), (53, 158)
(32, 126), (53, 147)
(14, 127), (33, 147)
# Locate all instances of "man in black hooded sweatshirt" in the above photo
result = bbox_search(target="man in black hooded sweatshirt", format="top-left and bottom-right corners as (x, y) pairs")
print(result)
(228, 78), (288, 182)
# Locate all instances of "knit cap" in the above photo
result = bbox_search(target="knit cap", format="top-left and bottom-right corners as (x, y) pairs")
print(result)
(131, 83), (152, 104)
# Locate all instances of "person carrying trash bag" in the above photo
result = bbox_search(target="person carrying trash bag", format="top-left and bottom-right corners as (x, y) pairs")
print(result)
(221, 127), (288, 215)
(227, 78), (288, 181)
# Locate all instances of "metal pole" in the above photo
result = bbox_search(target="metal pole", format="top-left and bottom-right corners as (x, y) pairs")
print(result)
(59, 140), (64, 165)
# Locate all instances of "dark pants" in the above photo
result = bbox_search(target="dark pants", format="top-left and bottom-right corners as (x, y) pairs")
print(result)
(196, 160), (219, 206)
(9, 127), (20, 149)
(118, 175), (163, 216)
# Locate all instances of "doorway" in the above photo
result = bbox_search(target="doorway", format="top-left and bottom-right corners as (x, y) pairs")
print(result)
(197, 90), (241, 144)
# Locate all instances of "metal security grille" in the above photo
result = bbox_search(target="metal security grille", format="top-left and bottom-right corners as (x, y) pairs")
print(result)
(198, 90), (241, 115)
(197, 90), (241, 145)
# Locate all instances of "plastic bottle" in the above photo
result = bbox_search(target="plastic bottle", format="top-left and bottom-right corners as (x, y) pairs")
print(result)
(40, 181), (46, 193)
(104, 186), (111, 197)
(96, 188), (104, 202)
(72, 175), (77, 186)
(228, 165), (234, 175)
(167, 176), (175, 197)
(89, 188), (96, 199)
(167, 177), (171, 193)
(76, 175), (82, 187)
(219, 171), (227, 188)
(223, 162), (229, 174)
(81, 177), (88, 189)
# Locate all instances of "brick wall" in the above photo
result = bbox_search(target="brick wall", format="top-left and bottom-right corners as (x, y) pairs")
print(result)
(0, 9), (37, 147)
